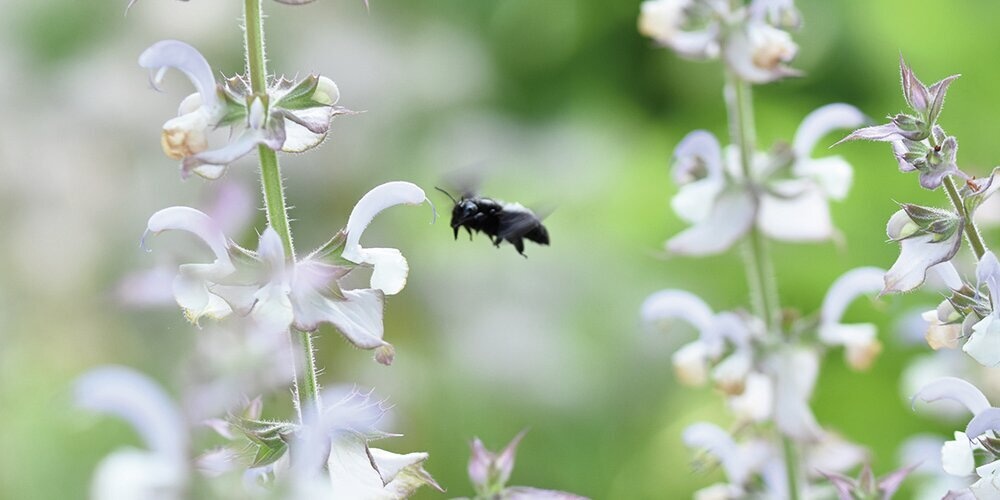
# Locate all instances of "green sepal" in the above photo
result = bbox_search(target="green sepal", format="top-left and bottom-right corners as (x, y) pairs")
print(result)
(275, 75), (328, 111)
(233, 418), (295, 468)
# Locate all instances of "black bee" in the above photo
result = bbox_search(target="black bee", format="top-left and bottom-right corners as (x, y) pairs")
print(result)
(436, 187), (550, 256)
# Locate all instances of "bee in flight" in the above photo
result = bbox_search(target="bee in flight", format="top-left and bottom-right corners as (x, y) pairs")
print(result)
(435, 187), (550, 256)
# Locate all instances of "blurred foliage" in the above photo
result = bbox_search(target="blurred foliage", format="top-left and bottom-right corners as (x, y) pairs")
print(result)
(0, 0), (998, 498)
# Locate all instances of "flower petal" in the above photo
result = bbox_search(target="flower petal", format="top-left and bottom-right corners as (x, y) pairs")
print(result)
(758, 184), (834, 241)
(74, 366), (187, 459)
(504, 487), (589, 499)
(820, 267), (885, 325)
(673, 130), (724, 185)
(343, 182), (428, 261)
(146, 207), (231, 266)
(911, 377), (991, 415)
(184, 132), (262, 180)
(977, 251), (1000, 313)
(640, 290), (716, 336)
(291, 288), (390, 360)
(793, 104), (866, 159)
(941, 432), (976, 476)
(667, 187), (755, 256)
(883, 209), (963, 294)
(794, 156), (853, 201)
(370, 448), (444, 496)
(723, 22), (799, 84)
(138, 40), (219, 110)
(769, 347), (821, 441)
(682, 423), (749, 484)
(965, 316), (1000, 367)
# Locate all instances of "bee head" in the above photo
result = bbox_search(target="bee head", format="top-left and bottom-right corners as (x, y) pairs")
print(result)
(452, 199), (480, 226)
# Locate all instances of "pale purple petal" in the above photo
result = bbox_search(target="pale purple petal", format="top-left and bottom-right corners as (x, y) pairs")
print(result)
(793, 104), (866, 158)
(836, 123), (907, 145)
(75, 366), (187, 460)
(965, 408), (1000, 441)
(138, 40), (219, 109)
(468, 438), (492, 490)
(496, 430), (528, 487)
(911, 377), (991, 415)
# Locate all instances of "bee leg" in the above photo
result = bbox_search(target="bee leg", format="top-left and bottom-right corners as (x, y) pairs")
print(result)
(512, 238), (526, 257)
(453, 225), (459, 240)
(466, 226), (474, 241)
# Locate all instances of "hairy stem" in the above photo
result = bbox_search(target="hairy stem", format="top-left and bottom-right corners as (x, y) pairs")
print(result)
(724, 71), (800, 500)
(943, 176), (988, 260)
(243, 0), (321, 420)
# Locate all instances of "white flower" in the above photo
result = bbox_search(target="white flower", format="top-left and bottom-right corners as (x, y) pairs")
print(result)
(818, 267), (885, 370)
(666, 104), (863, 255)
(638, 0), (723, 59)
(641, 290), (755, 390)
(768, 346), (821, 441)
(682, 422), (773, 488)
(139, 40), (346, 179)
(728, 371), (773, 422)
(964, 252), (1000, 366)
(144, 182), (430, 365)
(74, 367), (189, 500)
(883, 206), (963, 294)
(723, 21), (798, 84)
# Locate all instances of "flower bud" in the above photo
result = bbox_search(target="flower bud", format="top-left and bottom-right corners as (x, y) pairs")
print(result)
(312, 76), (340, 106)
(672, 341), (710, 386)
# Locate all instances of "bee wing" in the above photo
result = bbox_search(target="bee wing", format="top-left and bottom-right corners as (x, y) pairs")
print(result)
(498, 206), (549, 245)
(441, 162), (491, 199)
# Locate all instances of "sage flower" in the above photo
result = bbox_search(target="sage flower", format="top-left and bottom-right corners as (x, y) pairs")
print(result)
(139, 40), (346, 179)
(962, 252), (1000, 367)
(912, 377), (1000, 498)
(461, 431), (586, 499)
(638, 0), (723, 60)
(667, 104), (863, 255)
(143, 181), (430, 365)
(723, 20), (799, 84)
(838, 58), (963, 189)
(75, 366), (189, 500)
(818, 267), (886, 370)
(883, 204), (964, 294)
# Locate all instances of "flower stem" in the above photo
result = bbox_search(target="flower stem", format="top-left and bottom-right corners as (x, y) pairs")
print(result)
(724, 71), (800, 500)
(943, 176), (988, 260)
(243, 0), (321, 420)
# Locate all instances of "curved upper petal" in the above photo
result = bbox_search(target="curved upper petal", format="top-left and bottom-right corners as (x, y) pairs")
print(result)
(341, 182), (428, 295)
(673, 130), (724, 185)
(146, 207), (232, 269)
(820, 267), (885, 325)
(966, 408), (1000, 442)
(74, 366), (187, 460)
(793, 104), (866, 159)
(138, 40), (219, 110)
(911, 377), (991, 416)
(640, 289), (715, 335)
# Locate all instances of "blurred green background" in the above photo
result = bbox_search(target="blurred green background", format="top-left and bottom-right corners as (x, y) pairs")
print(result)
(1, 0), (999, 498)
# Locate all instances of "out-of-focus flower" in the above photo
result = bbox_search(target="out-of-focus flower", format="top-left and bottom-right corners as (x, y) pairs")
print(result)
(767, 346), (821, 441)
(666, 104), (863, 255)
(963, 252), (1000, 367)
(820, 463), (916, 500)
(883, 204), (963, 294)
(723, 20), (799, 84)
(139, 40), (347, 179)
(818, 267), (885, 370)
(748, 0), (800, 29)
(641, 290), (756, 390)
(912, 377), (1000, 498)
(143, 181), (430, 364)
(638, 0), (723, 60)
(682, 422), (776, 497)
(75, 366), (189, 500)
(118, 182), (255, 309)
(455, 432), (586, 499)
(838, 58), (963, 190)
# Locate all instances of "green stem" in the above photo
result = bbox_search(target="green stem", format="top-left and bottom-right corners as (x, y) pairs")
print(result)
(724, 71), (800, 500)
(243, 0), (321, 420)
(943, 176), (988, 260)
